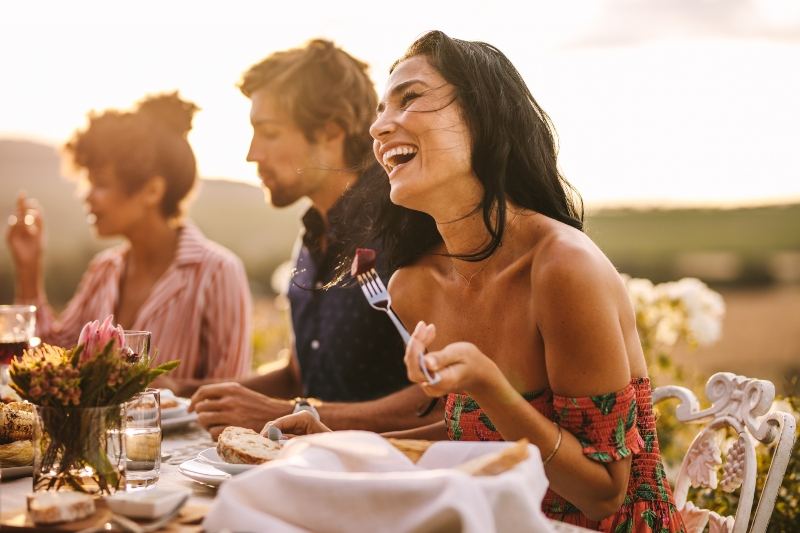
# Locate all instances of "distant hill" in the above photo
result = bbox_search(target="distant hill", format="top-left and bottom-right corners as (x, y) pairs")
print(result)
(0, 139), (304, 303)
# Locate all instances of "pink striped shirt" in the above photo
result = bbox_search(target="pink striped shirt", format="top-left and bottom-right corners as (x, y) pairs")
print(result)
(34, 222), (252, 379)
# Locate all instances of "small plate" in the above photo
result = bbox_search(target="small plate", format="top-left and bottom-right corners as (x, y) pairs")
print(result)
(197, 448), (260, 475)
(106, 487), (191, 519)
(178, 458), (230, 487)
(0, 464), (33, 480)
(162, 412), (198, 431)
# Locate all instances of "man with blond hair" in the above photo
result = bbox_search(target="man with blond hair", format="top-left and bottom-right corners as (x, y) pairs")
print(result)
(191, 40), (441, 439)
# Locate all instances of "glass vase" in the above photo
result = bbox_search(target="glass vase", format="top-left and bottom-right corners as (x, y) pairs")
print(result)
(32, 404), (126, 495)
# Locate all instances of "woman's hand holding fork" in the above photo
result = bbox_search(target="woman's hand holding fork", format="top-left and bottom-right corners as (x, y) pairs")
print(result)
(406, 321), (507, 400)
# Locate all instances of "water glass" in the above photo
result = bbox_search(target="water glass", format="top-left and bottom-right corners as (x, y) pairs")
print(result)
(124, 388), (161, 489)
(123, 330), (151, 363)
(0, 305), (36, 385)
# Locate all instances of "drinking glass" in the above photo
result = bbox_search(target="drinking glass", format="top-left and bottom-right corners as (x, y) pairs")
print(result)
(123, 330), (151, 363)
(0, 305), (36, 386)
(124, 388), (161, 489)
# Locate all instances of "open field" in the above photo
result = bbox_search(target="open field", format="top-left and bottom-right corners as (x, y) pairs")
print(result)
(586, 204), (800, 285)
(669, 285), (800, 395)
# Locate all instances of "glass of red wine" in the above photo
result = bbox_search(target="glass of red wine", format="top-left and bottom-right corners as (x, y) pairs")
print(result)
(0, 305), (37, 386)
(122, 330), (151, 363)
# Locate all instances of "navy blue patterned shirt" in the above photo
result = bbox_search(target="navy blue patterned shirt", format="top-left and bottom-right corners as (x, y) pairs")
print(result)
(288, 194), (409, 402)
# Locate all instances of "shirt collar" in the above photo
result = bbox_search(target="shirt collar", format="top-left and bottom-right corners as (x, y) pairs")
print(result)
(173, 221), (207, 266)
(300, 188), (350, 253)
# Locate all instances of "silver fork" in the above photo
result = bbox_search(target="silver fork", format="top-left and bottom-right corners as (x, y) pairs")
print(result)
(356, 268), (441, 385)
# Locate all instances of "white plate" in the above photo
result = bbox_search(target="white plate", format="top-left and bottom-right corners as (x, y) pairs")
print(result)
(178, 458), (230, 487)
(106, 487), (191, 519)
(161, 398), (189, 419)
(197, 448), (260, 475)
(0, 464), (33, 480)
(161, 412), (198, 431)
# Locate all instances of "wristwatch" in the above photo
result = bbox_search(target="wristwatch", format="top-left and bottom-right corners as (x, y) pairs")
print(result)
(292, 397), (320, 420)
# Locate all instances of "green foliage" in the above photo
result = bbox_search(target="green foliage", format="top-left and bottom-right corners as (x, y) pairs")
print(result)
(10, 341), (179, 407)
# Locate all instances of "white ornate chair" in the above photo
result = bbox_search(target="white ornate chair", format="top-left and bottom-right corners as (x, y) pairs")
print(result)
(653, 372), (797, 533)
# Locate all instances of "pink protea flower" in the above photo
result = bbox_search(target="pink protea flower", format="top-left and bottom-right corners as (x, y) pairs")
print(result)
(78, 315), (125, 363)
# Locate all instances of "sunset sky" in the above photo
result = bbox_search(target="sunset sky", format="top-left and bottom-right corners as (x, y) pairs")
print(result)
(2, 0), (799, 207)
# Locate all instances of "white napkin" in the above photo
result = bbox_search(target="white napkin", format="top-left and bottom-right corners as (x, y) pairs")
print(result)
(203, 431), (555, 533)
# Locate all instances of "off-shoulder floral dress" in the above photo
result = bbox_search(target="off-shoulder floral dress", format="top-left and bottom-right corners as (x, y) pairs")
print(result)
(445, 377), (686, 532)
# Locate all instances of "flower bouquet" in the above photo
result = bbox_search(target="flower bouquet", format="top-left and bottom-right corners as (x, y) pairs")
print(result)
(8, 316), (178, 494)
(621, 275), (725, 377)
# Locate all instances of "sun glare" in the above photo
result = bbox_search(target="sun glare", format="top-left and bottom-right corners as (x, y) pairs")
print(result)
(2, 1), (799, 206)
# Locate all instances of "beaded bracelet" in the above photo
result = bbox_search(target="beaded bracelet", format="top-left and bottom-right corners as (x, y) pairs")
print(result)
(542, 422), (563, 466)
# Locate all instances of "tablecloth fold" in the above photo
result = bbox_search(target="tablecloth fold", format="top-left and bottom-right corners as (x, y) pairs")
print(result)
(203, 431), (554, 533)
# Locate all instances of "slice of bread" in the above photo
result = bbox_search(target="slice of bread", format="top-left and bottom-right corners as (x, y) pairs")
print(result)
(217, 426), (282, 465)
(0, 401), (35, 443)
(0, 439), (33, 466)
(386, 438), (433, 463)
(27, 492), (95, 525)
(160, 397), (180, 410)
(455, 439), (530, 476)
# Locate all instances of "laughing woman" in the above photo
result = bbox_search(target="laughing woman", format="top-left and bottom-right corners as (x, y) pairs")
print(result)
(372, 32), (684, 532)
(272, 32), (686, 532)
(5, 93), (252, 394)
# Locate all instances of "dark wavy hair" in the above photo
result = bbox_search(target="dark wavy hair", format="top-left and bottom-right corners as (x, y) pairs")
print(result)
(239, 39), (377, 171)
(65, 92), (199, 218)
(356, 31), (584, 271)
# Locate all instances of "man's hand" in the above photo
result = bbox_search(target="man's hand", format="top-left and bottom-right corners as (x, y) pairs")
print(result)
(189, 382), (294, 440)
(262, 411), (332, 438)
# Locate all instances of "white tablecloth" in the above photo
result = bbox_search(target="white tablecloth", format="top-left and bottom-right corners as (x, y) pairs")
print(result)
(205, 431), (554, 533)
(1, 424), (596, 532)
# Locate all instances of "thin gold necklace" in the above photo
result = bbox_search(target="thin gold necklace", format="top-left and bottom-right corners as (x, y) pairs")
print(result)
(451, 211), (519, 286)
(452, 256), (493, 286)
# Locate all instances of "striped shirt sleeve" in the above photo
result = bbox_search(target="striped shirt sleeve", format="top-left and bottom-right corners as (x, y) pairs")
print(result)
(199, 253), (253, 378)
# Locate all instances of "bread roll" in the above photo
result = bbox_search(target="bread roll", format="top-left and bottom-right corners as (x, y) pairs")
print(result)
(160, 398), (180, 409)
(386, 438), (433, 463)
(217, 426), (281, 465)
(0, 439), (33, 466)
(0, 401), (35, 443)
(455, 439), (530, 476)
(27, 492), (95, 525)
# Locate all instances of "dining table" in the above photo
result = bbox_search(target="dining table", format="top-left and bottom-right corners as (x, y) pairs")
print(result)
(1, 421), (596, 532)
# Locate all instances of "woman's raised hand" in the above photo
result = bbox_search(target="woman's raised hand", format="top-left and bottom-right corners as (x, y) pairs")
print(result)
(406, 321), (506, 398)
(6, 192), (44, 270)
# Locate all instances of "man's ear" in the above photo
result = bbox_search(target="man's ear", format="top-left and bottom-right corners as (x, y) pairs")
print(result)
(142, 175), (167, 208)
(315, 121), (346, 146)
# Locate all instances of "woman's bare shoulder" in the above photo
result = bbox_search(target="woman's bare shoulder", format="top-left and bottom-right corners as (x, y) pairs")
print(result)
(530, 222), (617, 289)
(527, 221), (633, 395)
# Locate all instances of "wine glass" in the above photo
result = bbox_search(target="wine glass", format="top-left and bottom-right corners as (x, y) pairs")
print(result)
(0, 305), (36, 386)
(122, 330), (151, 363)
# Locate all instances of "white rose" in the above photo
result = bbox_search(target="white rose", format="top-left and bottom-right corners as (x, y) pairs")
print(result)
(654, 312), (682, 347)
(625, 277), (656, 309)
(688, 313), (722, 346)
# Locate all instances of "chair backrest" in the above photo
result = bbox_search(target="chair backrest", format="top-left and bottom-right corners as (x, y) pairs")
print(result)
(653, 372), (797, 533)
